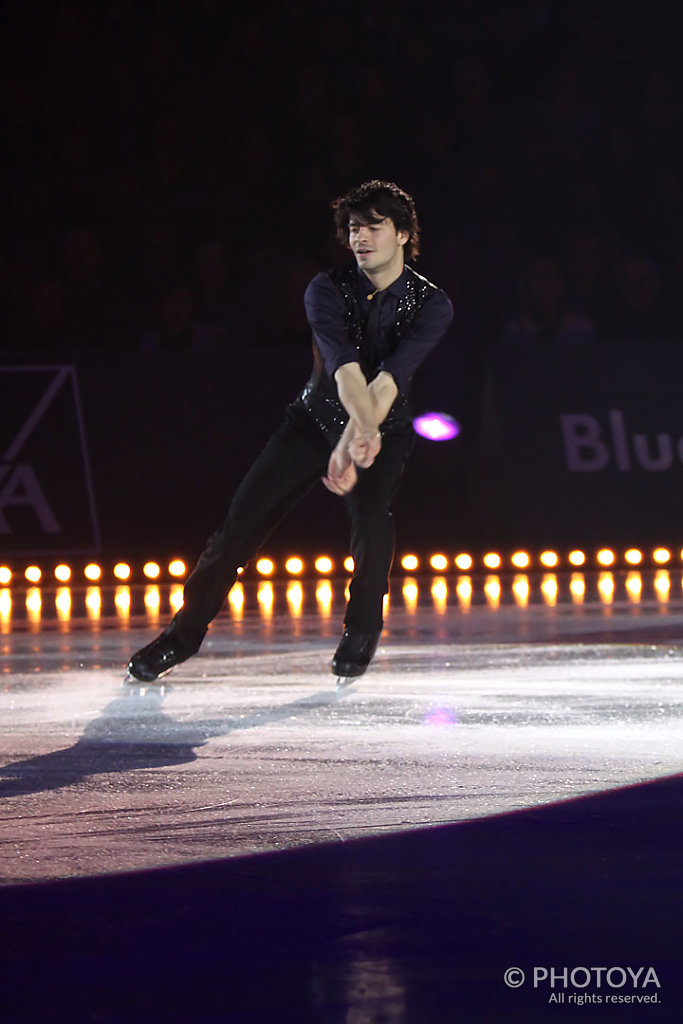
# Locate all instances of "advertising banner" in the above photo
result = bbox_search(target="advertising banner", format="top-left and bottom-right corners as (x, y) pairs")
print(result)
(0, 366), (100, 555)
(3, 345), (680, 559)
(480, 345), (683, 547)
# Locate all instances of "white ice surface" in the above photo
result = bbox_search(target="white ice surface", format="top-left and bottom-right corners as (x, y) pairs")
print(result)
(1, 578), (682, 883)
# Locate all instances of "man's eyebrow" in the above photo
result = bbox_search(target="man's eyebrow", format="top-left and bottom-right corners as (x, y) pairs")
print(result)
(349, 217), (384, 226)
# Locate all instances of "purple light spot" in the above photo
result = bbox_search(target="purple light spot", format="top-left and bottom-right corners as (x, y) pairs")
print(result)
(413, 412), (460, 442)
(423, 706), (459, 728)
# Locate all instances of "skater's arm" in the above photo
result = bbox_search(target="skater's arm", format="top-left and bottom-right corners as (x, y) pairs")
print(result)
(304, 274), (359, 375)
(322, 420), (378, 494)
(367, 369), (400, 422)
(334, 362), (381, 437)
(334, 363), (398, 442)
(326, 367), (398, 488)
(333, 365), (395, 471)
(347, 369), (399, 467)
(379, 289), (454, 391)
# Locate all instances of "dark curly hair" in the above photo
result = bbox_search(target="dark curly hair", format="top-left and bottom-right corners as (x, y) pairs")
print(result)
(332, 180), (421, 261)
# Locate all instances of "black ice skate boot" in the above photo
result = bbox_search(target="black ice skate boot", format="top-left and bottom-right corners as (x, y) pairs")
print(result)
(126, 619), (203, 682)
(331, 626), (381, 685)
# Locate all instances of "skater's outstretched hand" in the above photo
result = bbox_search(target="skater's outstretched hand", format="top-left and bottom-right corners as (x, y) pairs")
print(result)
(323, 444), (358, 495)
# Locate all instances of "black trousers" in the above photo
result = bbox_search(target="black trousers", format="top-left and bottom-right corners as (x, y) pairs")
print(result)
(176, 411), (414, 649)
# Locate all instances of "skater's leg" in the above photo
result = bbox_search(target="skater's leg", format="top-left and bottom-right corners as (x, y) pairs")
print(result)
(127, 418), (329, 680)
(344, 431), (414, 631)
(178, 419), (329, 636)
(332, 431), (414, 679)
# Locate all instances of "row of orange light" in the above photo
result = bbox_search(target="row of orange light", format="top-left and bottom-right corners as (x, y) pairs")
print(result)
(265, 547), (683, 573)
(0, 560), (188, 586)
(405, 547), (683, 572)
(0, 547), (682, 587)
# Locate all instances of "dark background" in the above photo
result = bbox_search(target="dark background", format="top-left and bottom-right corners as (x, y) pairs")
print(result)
(1, 11), (682, 1023)
(2, 0), (682, 558)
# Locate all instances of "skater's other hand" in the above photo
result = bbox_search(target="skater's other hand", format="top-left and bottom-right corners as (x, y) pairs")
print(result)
(323, 447), (358, 495)
(349, 429), (381, 468)
(323, 462), (357, 494)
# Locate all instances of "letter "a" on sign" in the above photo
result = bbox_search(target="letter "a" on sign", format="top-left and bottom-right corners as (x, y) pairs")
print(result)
(0, 463), (61, 533)
(0, 365), (100, 553)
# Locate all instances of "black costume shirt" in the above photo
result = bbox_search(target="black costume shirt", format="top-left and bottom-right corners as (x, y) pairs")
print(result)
(296, 265), (453, 443)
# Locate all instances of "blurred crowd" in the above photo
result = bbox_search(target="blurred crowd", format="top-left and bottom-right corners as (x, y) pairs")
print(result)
(2, 0), (682, 357)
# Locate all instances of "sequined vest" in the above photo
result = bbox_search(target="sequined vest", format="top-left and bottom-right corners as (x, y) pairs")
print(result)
(295, 265), (438, 444)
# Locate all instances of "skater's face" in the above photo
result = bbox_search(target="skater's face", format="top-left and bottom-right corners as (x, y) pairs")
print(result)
(348, 213), (409, 280)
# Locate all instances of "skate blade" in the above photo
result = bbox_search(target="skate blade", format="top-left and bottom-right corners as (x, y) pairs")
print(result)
(123, 667), (173, 686)
(122, 675), (170, 696)
(336, 675), (359, 690)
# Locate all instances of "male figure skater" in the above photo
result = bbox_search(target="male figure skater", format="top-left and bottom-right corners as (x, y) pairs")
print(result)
(127, 180), (453, 683)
